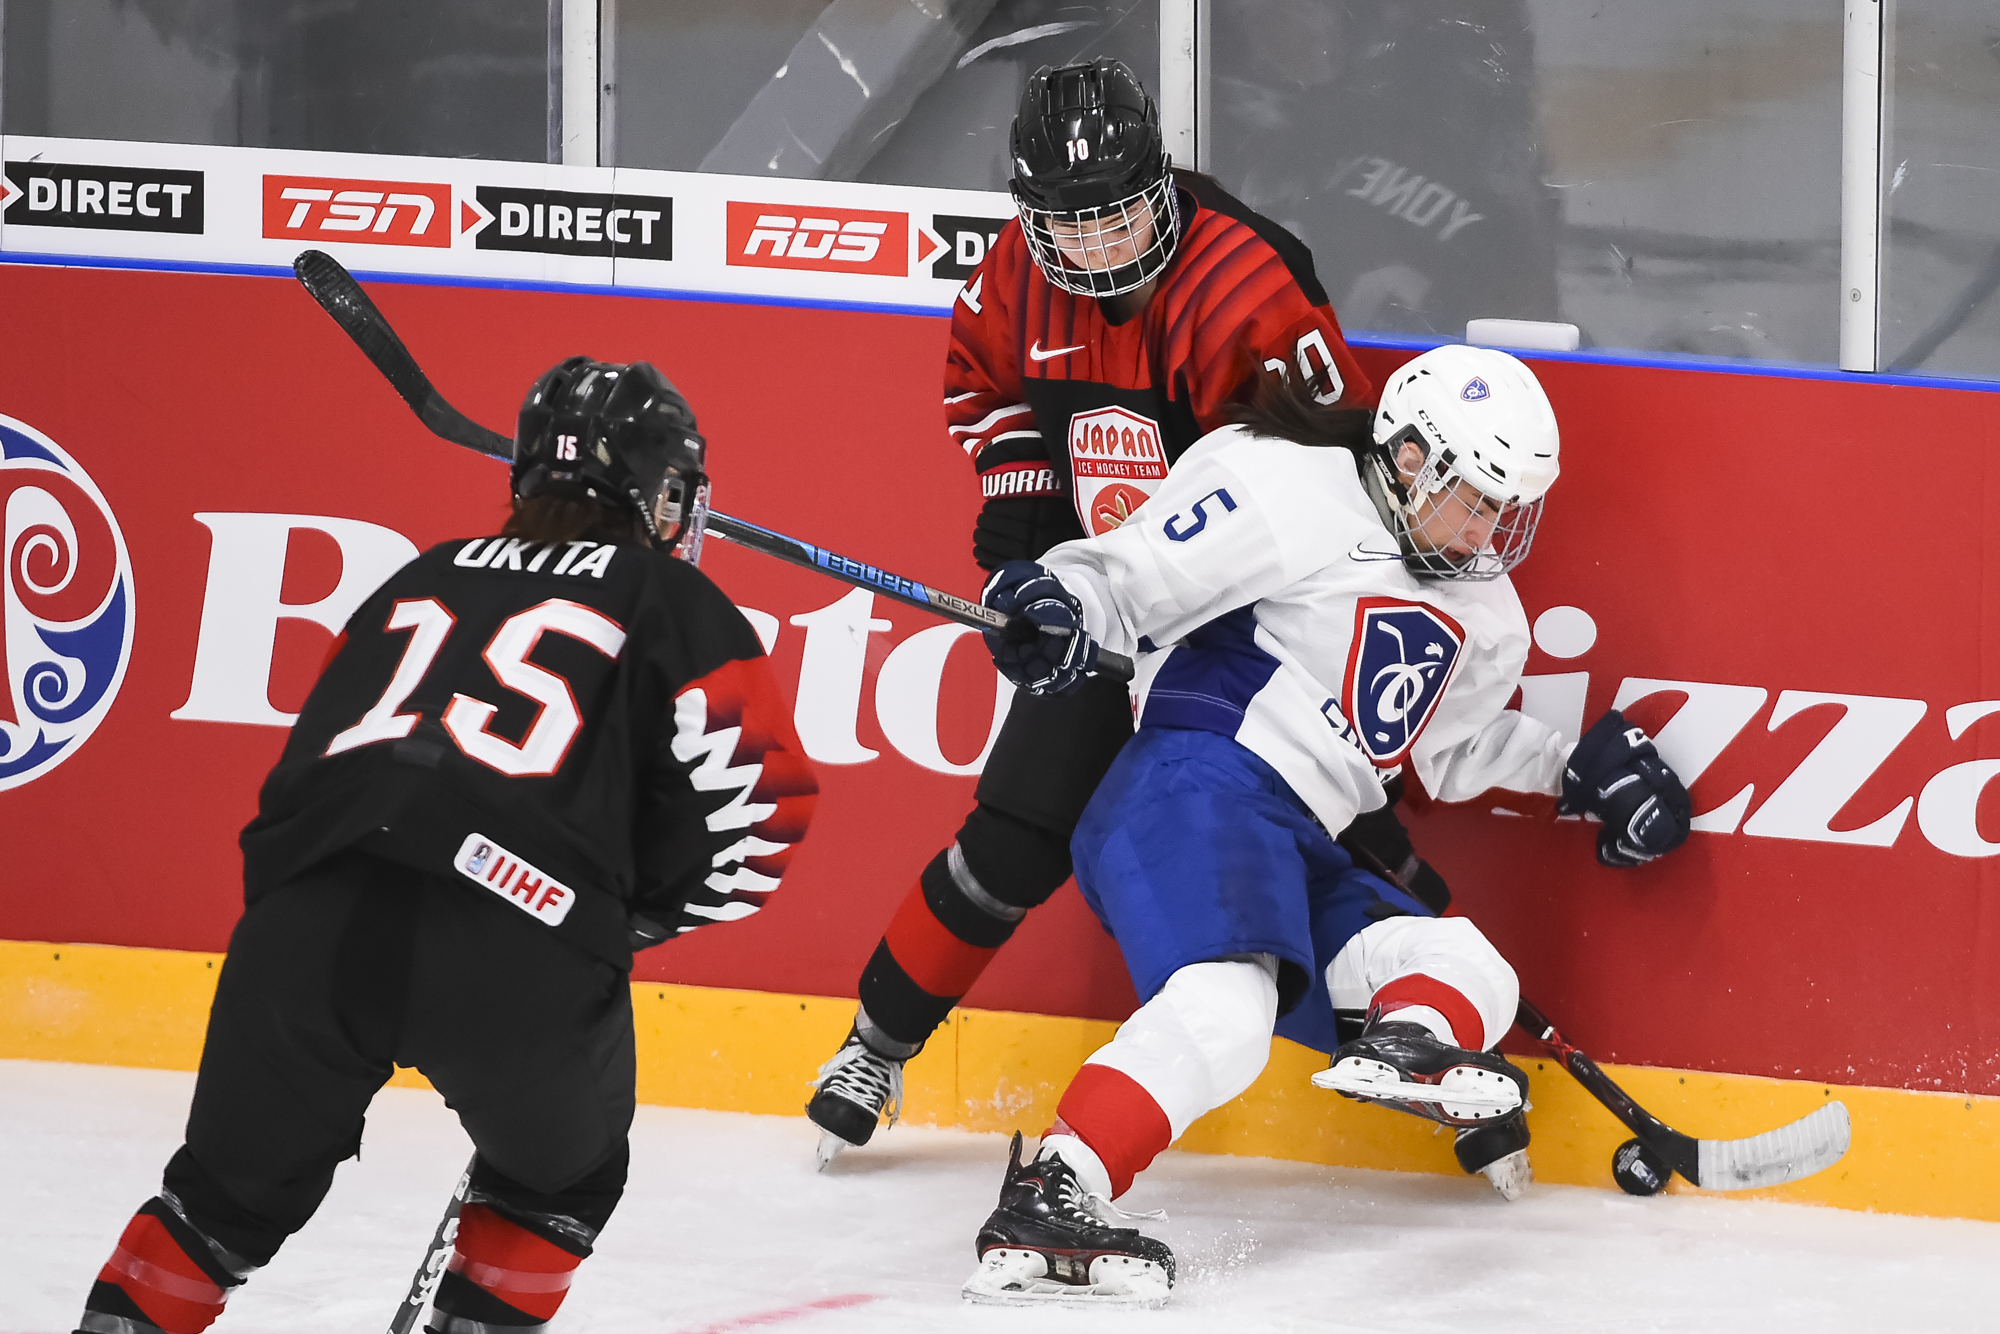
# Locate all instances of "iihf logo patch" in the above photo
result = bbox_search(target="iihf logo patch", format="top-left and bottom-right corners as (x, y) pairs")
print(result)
(1341, 598), (1464, 768)
(0, 415), (136, 791)
(1461, 377), (1491, 402)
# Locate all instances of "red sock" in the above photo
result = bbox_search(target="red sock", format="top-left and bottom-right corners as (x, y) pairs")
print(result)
(444, 1204), (584, 1322)
(882, 877), (999, 997)
(92, 1210), (232, 1334)
(1372, 974), (1486, 1050)
(1051, 1064), (1174, 1198)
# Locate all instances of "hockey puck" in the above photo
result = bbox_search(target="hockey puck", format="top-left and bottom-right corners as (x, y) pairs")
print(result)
(1611, 1137), (1669, 1196)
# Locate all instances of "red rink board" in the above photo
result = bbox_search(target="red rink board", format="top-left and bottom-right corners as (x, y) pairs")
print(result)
(2, 262), (1998, 1096)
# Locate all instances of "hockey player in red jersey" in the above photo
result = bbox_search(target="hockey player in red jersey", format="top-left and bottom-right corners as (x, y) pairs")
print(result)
(70, 358), (817, 1334)
(807, 57), (1488, 1168)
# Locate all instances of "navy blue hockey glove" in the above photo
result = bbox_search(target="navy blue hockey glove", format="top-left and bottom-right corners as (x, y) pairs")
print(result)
(1559, 709), (1693, 868)
(981, 560), (1100, 695)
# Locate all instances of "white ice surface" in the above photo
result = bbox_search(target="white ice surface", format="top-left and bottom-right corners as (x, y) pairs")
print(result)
(5, 1059), (1993, 1334)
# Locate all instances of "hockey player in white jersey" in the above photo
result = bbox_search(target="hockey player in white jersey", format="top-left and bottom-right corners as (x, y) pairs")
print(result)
(960, 346), (1692, 1305)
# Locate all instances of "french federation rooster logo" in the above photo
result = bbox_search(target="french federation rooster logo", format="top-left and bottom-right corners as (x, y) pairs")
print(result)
(0, 415), (136, 791)
(1341, 599), (1464, 767)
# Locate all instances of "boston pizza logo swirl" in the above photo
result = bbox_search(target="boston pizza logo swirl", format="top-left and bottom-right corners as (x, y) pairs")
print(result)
(0, 416), (135, 789)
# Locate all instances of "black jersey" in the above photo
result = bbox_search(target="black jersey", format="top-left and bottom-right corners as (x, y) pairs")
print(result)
(240, 533), (818, 969)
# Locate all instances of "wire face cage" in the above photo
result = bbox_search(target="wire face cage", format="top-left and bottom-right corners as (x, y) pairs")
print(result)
(1013, 173), (1181, 298)
(1384, 447), (1546, 582)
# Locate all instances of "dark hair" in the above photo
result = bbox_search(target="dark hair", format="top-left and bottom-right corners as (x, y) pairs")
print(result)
(501, 488), (651, 547)
(1229, 368), (1373, 458)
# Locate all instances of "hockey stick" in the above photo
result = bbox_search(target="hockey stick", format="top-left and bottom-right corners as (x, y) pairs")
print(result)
(1516, 998), (1851, 1191)
(389, 1155), (473, 1334)
(1331, 835), (1850, 1191)
(291, 249), (1132, 683)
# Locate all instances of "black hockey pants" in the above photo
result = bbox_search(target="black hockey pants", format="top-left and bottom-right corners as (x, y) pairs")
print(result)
(80, 850), (635, 1334)
(856, 675), (1134, 1052)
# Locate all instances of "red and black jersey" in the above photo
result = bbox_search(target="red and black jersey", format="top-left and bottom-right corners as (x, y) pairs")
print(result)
(240, 534), (818, 970)
(946, 169), (1373, 543)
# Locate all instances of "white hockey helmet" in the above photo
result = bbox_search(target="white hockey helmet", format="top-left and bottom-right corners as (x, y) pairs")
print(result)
(1370, 345), (1560, 581)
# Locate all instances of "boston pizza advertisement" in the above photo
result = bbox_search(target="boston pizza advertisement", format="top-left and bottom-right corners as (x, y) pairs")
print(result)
(3, 140), (1999, 1107)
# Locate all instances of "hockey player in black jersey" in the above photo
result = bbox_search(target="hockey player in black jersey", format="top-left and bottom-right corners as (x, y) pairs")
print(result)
(70, 357), (818, 1334)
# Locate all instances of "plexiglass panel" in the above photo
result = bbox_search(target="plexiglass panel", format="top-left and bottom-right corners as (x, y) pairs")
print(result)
(614, 0), (1157, 191)
(1880, 1), (2000, 379)
(2, 0), (550, 161)
(1209, 0), (1844, 363)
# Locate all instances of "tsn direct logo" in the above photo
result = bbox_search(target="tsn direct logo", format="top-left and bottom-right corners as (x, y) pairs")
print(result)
(263, 174), (451, 248)
(726, 201), (908, 277)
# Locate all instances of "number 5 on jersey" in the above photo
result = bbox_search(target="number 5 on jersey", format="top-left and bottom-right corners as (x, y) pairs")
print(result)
(325, 596), (627, 777)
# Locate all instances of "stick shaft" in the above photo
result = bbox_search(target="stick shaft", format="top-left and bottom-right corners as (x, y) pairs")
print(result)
(291, 248), (1132, 684)
(1514, 998), (1699, 1181)
(389, 1156), (474, 1334)
(704, 513), (1135, 682)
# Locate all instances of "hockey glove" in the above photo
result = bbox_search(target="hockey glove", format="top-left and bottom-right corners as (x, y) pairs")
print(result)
(627, 914), (672, 952)
(980, 560), (1100, 696)
(973, 493), (1084, 571)
(1558, 709), (1694, 868)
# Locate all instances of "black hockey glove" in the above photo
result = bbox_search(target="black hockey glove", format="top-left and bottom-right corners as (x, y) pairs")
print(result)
(1558, 709), (1693, 868)
(627, 914), (672, 952)
(980, 560), (1100, 696)
(973, 494), (1083, 571)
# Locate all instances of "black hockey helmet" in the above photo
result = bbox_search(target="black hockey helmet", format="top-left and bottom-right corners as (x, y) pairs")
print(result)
(513, 356), (710, 559)
(1009, 59), (1181, 297)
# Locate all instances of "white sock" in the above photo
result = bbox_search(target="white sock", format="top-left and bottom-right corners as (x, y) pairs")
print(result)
(1379, 1004), (1458, 1046)
(1038, 1133), (1114, 1199)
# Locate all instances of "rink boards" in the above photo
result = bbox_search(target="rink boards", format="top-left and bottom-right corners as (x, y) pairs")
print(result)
(4, 137), (2000, 1219)
(5, 937), (1998, 1223)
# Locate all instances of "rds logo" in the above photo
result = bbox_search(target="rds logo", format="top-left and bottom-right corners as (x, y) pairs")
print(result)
(0, 415), (135, 790)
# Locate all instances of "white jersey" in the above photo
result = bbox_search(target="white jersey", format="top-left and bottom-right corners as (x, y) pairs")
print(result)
(1039, 423), (1570, 834)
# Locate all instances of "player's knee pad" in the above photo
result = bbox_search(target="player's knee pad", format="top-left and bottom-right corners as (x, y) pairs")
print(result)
(955, 803), (1074, 910)
(1085, 956), (1280, 1139)
(466, 1142), (627, 1242)
(80, 1195), (257, 1334)
(918, 842), (1028, 950)
(1327, 917), (1518, 1051)
(428, 1202), (589, 1333)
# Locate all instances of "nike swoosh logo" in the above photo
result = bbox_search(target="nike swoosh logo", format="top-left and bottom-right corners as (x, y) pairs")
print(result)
(1350, 540), (1405, 562)
(1029, 340), (1086, 362)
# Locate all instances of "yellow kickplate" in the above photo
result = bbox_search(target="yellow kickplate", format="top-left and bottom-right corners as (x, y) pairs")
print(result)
(5, 939), (1996, 1221)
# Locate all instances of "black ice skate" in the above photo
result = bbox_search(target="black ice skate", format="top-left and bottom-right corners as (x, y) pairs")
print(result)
(1455, 1112), (1533, 1200)
(1312, 1013), (1528, 1127)
(962, 1133), (1174, 1307)
(806, 1026), (904, 1169)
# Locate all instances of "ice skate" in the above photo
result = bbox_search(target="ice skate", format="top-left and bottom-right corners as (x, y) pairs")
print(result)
(1455, 1112), (1533, 1200)
(1313, 1016), (1528, 1126)
(806, 1027), (904, 1169)
(962, 1133), (1174, 1307)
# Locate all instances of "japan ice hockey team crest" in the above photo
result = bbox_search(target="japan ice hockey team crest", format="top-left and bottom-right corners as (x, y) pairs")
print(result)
(1341, 598), (1464, 768)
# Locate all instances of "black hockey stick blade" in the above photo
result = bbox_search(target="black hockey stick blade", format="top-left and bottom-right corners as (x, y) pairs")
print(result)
(293, 250), (513, 460)
(1516, 998), (1851, 1191)
(389, 1155), (474, 1334)
(290, 249), (1131, 685)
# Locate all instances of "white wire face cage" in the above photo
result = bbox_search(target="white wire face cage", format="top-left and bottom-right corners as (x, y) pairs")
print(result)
(1383, 441), (1546, 582)
(1014, 173), (1181, 297)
